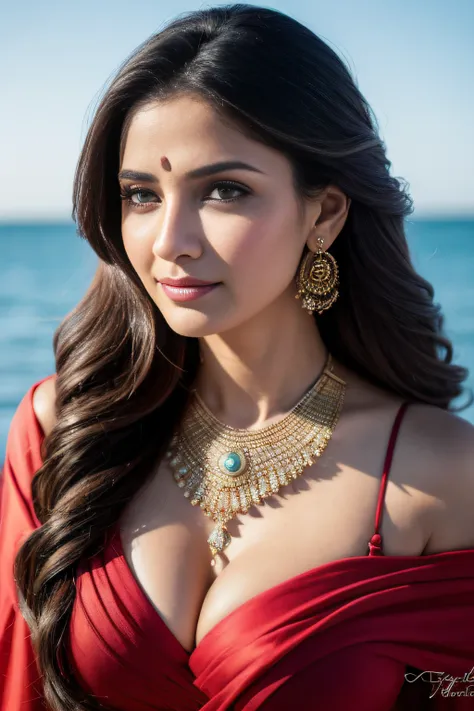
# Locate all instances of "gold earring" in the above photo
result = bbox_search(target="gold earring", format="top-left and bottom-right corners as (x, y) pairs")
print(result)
(295, 236), (339, 315)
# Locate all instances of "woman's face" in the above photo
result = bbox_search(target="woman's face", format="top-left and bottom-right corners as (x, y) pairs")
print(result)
(119, 94), (318, 337)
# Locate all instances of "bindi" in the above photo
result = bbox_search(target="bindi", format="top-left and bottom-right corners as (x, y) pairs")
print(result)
(160, 156), (172, 171)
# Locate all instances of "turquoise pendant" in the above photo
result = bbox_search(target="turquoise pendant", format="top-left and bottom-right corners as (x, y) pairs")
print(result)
(218, 449), (247, 477)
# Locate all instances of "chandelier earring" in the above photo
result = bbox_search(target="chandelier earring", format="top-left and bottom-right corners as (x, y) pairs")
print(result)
(295, 234), (339, 315)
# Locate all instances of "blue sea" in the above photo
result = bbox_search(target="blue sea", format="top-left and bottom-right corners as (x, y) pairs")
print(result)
(1, 219), (473, 462)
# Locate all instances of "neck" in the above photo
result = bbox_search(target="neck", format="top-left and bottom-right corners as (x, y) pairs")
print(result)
(192, 294), (328, 430)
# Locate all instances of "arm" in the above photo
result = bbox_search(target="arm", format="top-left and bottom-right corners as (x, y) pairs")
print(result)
(392, 405), (474, 710)
(0, 378), (54, 711)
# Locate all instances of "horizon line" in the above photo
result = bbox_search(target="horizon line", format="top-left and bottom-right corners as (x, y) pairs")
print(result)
(1, 212), (474, 225)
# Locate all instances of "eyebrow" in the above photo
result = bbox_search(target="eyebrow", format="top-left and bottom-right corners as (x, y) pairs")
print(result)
(117, 160), (265, 183)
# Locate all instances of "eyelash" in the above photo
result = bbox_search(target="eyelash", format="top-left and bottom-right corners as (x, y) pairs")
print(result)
(119, 180), (250, 210)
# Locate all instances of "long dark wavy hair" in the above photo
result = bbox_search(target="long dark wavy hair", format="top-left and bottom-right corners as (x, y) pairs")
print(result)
(14, 4), (470, 709)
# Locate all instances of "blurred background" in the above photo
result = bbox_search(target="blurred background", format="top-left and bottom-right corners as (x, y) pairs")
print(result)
(1, 0), (473, 460)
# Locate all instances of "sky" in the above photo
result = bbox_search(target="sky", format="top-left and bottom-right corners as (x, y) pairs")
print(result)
(1, 0), (473, 220)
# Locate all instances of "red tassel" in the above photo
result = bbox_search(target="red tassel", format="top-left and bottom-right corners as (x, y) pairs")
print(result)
(368, 532), (384, 556)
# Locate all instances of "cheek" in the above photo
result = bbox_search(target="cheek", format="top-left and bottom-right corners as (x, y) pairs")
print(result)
(121, 220), (154, 277)
(221, 214), (301, 293)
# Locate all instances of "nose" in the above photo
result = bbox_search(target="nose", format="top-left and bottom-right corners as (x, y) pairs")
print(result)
(152, 196), (203, 262)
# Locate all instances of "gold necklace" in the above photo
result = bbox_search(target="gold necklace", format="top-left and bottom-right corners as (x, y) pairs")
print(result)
(165, 353), (346, 559)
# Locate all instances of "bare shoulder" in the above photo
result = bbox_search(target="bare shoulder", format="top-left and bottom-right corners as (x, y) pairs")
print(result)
(32, 375), (58, 437)
(400, 402), (474, 554)
(340, 361), (474, 555)
(400, 403), (474, 485)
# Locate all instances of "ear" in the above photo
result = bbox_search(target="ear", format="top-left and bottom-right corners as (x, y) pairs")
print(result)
(306, 185), (351, 252)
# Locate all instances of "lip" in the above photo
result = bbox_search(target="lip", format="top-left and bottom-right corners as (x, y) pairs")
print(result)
(158, 276), (217, 287)
(159, 281), (220, 303)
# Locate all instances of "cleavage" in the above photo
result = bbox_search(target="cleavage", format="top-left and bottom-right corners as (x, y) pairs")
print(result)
(117, 455), (393, 653)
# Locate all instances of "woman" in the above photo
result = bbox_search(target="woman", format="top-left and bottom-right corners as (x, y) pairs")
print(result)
(1, 4), (474, 710)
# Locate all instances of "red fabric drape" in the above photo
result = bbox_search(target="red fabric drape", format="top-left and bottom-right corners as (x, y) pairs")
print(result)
(2, 378), (474, 710)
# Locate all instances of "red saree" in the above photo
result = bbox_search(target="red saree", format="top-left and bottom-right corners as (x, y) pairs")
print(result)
(1, 375), (474, 710)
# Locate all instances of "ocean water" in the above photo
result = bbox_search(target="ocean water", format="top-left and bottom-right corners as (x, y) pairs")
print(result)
(0, 218), (473, 462)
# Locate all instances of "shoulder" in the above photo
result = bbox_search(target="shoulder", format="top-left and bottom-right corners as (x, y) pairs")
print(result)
(0, 376), (56, 529)
(399, 403), (474, 554)
(342, 360), (474, 555)
(397, 402), (473, 466)
(32, 374), (58, 438)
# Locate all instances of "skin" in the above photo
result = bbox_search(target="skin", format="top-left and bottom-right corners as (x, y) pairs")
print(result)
(33, 94), (474, 657)
(119, 93), (349, 425)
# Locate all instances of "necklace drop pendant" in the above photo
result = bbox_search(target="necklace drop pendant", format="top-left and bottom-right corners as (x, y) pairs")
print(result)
(208, 522), (231, 556)
(168, 352), (346, 561)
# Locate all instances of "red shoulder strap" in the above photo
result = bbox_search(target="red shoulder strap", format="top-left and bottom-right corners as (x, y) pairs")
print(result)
(368, 402), (411, 556)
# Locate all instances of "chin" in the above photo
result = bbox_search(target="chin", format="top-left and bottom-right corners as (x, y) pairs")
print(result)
(159, 310), (225, 338)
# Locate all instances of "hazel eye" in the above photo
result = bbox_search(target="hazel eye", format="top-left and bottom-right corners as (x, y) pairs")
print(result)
(120, 188), (157, 208)
(119, 179), (251, 211)
(206, 182), (248, 202)
(131, 189), (156, 204)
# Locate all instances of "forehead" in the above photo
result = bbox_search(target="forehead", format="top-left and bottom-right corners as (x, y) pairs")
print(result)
(120, 95), (291, 176)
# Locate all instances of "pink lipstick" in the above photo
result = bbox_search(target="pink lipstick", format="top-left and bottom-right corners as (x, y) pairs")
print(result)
(158, 276), (220, 303)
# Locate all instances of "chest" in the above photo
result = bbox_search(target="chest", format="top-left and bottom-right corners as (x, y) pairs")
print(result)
(118, 412), (433, 653)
